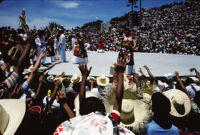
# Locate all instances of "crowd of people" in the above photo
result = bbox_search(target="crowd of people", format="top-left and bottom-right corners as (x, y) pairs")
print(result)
(0, 0), (200, 135)
(63, 1), (199, 55)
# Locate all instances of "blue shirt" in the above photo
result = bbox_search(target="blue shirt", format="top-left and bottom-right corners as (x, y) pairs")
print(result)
(146, 120), (179, 135)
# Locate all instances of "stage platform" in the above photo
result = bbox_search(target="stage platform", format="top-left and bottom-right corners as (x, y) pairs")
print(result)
(46, 51), (200, 77)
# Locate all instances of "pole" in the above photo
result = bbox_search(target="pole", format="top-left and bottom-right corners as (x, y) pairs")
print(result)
(140, 0), (142, 26)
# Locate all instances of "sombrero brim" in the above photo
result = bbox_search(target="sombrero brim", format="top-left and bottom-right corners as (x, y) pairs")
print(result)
(103, 88), (152, 133)
(163, 89), (191, 117)
(0, 99), (25, 135)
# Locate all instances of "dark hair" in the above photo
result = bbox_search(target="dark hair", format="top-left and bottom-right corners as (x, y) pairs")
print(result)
(80, 97), (105, 115)
(194, 91), (200, 108)
(185, 78), (194, 86)
(72, 83), (81, 93)
(152, 92), (171, 117)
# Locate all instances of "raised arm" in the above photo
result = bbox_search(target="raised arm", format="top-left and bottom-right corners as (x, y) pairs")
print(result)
(143, 65), (155, 79)
(190, 68), (200, 80)
(26, 50), (46, 84)
(113, 58), (126, 113)
(42, 61), (61, 74)
(175, 71), (191, 99)
(78, 63), (92, 114)
(56, 91), (74, 118)
(138, 67), (145, 76)
(50, 79), (62, 104)
(133, 39), (136, 48)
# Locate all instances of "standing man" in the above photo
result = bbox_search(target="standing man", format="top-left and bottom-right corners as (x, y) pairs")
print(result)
(35, 30), (46, 64)
(59, 30), (66, 62)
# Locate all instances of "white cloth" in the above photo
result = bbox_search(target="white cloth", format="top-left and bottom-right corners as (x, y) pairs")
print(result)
(186, 83), (200, 100)
(84, 43), (90, 50)
(54, 112), (135, 135)
(43, 96), (60, 109)
(54, 38), (60, 60)
(35, 37), (46, 64)
(59, 34), (66, 62)
(71, 38), (76, 49)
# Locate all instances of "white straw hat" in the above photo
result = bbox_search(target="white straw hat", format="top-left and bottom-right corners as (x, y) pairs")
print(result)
(103, 85), (152, 134)
(163, 89), (191, 117)
(96, 74), (110, 86)
(70, 74), (82, 83)
(0, 99), (25, 135)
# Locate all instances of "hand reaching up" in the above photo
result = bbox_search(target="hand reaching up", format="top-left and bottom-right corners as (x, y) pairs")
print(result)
(39, 50), (46, 59)
(56, 91), (67, 104)
(114, 58), (126, 73)
(143, 65), (149, 70)
(78, 63), (92, 77)
(190, 68), (196, 72)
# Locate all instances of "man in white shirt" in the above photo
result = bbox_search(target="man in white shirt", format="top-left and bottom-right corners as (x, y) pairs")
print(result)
(59, 30), (66, 62)
(35, 30), (46, 64)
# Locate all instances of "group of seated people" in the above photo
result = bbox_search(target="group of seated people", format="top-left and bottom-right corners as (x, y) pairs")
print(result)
(0, 32), (200, 135)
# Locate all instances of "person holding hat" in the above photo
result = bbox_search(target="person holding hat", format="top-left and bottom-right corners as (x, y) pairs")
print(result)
(54, 58), (135, 135)
(146, 92), (179, 135)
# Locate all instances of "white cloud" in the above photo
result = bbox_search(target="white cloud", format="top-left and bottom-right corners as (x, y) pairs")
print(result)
(57, 1), (79, 9)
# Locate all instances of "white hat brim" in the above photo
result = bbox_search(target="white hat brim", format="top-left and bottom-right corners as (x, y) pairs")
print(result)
(163, 89), (191, 117)
(0, 99), (25, 135)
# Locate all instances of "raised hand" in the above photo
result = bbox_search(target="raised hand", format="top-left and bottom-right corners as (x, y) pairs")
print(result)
(190, 68), (196, 72)
(175, 71), (179, 77)
(56, 91), (67, 104)
(114, 58), (126, 73)
(39, 50), (46, 59)
(78, 63), (92, 77)
(143, 65), (149, 70)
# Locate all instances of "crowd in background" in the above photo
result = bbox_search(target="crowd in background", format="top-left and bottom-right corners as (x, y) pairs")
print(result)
(65, 1), (199, 55)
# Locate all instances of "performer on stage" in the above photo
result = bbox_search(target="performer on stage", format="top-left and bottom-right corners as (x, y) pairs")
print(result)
(71, 34), (88, 64)
(19, 8), (29, 32)
(35, 30), (46, 64)
(118, 28), (136, 75)
(58, 30), (66, 63)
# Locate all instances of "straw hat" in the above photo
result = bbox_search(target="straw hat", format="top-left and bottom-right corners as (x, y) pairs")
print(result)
(163, 89), (191, 117)
(70, 74), (82, 83)
(22, 65), (33, 75)
(96, 74), (110, 86)
(0, 99), (25, 135)
(103, 86), (152, 134)
(74, 91), (98, 116)
(8, 44), (24, 62)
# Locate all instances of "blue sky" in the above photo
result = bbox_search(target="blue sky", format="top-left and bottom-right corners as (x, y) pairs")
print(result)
(0, 0), (184, 29)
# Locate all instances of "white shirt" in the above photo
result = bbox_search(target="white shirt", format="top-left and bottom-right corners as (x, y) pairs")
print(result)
(71, 38), (76, 48)
(54, 38), (59, 50)
(186, 83), (200, 100)
(59, 34), (66, 47)
(35, 37), (42, 47)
